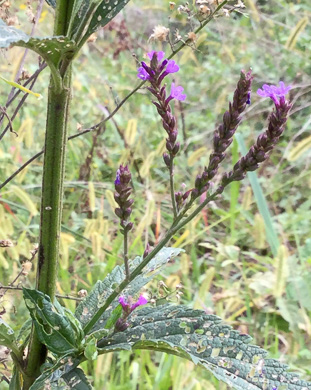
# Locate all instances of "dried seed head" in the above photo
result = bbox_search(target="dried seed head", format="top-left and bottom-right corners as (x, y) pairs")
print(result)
(149, 25), (170, 42)
(22, 261), (32, 275)
(187, 31), (197, 41)
(78, 289), (88, 298)
(0, 240), (14, 248)
(169, 2), (176, 10)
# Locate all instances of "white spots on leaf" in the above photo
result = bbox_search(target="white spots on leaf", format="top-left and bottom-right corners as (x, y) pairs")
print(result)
(210, 347), (220, 358)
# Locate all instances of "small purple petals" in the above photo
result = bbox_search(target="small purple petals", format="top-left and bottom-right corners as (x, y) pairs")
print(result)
(114, 169), (121, 185)
(271, 81), (291, 97)
(137, 66), (150, 80)
(166, 60), (180, 74)
(170, 82), (187, 101)
(131, 295), (148, 310)
(257, 81), (291, 106)
(246, 91), (251, 105)
(147, 50), (165, 61)
(119, 295), (148, 315)
(119, 296), (130, 310)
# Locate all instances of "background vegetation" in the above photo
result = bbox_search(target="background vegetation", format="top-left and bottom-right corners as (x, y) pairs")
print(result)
(0, 0), (310, 388)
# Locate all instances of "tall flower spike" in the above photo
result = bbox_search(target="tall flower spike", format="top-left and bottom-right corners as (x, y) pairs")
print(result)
(137, 51), (189, 213)
(114, 165), (133, 232)
(193, 69), (253, 198)
(221, 84), (292, 188)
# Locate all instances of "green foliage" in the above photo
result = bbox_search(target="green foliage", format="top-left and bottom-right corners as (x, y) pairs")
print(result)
(97, 304), (311, 390)
(0, 20), (77, 69)
(62, 367), (92, 390)
(75, 247), (182, 332)
(45, 0), (56, 8)
(23, 288), (84, 355)
(85, 0), (131, 40)
(0, 317), (16, 350)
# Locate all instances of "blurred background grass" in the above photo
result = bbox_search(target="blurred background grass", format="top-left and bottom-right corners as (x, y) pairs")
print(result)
(0, 0), (311, 388)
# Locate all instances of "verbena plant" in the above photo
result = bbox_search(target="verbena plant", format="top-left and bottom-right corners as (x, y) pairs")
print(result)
(0, 1), (310, 389)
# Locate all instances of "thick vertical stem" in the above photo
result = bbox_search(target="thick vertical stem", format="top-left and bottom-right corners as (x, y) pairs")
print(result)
(22, 79), (71, 390)
(22, 0), (74, 388)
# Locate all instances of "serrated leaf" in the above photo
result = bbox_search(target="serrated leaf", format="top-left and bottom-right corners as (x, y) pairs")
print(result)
(23, 288), (83, 355)
(85, 0), (131, 40)
(75, 247), (182, 333)
(31, 361), (91, 390)
(62, 368), (92, 389)
(45, 0), (56, 7)
(97, 305), (311, 390)
(0, 20), (77, 69)
(29, 356), (72, 390)
(0, 317), (16, 349)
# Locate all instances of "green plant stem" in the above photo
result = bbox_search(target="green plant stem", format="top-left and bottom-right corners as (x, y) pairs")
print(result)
(169, 158), (178, 219)
(123, 229), (130, 280)
(22, 0), (75, 388)
(83, 190), (219, 334)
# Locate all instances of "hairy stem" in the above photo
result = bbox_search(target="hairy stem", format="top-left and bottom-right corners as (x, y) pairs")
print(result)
(169, 158), (178, 219)
(22, 0), (75, 388)
(123, 229), (130, 280)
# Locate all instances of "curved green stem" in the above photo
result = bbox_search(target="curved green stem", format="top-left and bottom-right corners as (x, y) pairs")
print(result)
(83, 189), (220, 334)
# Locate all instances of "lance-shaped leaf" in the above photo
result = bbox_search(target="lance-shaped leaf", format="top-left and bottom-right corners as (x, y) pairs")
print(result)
(97, 305), (311, 390)
(30, 357), (91, 390)
(23, 288), (84, 355)
(0, 317), (16, 350)
(45, 0), (56, 7)
(0, 20), (77, 70)
(82, 0), (131, 43)
(75, 247), (182, 333)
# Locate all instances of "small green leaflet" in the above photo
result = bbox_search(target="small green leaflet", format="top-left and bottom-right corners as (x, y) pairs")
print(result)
(97, 304), (311, 390)
(23, 288), (84, 355)
(0, 317), (17, 350)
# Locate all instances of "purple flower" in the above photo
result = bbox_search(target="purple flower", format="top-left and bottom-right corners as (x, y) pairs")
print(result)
(137, 66), (150, 80)
(119, 294), (148, 315)
(166, 60), (180, 74)
(114, 169), (121, 185)
(270, 81), (291, 96)
(257, 81), (291, 106)
(169, 82), (186, 101)
(147, 50), (165, 61)
(246, 91), (251, 105)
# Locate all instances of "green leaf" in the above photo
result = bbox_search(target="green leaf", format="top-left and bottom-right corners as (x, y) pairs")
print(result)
(23, 288), (83, 355)
(9, 366), (22, 390)
(62, 368), (92, 389)
(30, 359), (91, 390)
(84, 337), (98, 361)
(45, 0), (56, 7)
(0, 20), (77, 69)
(97, 305), (311, 390)
(0, 317), (16, 349)
(75, 247), (182, 333)
(29, 356), (71, 390)
(84, 0), (131, 41)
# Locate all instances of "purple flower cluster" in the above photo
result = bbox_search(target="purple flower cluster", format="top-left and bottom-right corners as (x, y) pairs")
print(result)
(119, 295), (148, 315)
(257, 81), (291, 106)
(137, 51), (186, 103)
(115, 294), (148, 332)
